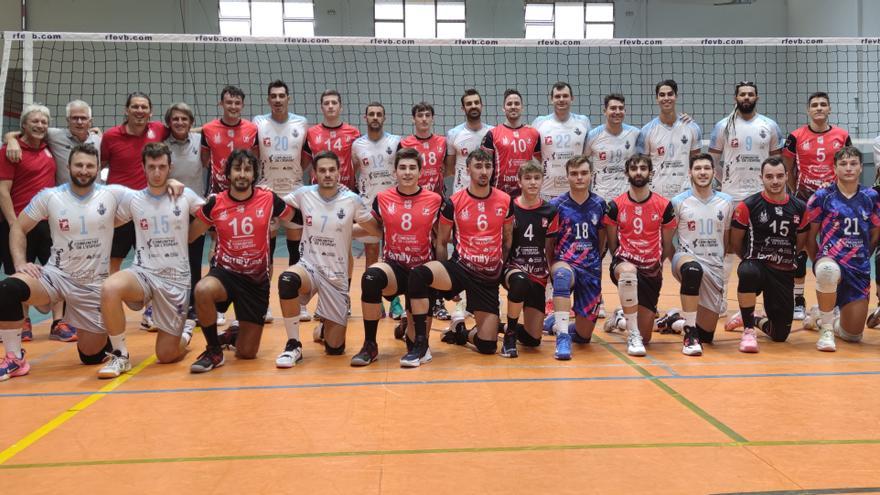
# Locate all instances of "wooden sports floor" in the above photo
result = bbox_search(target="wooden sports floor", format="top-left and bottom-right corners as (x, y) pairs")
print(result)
(3, 260), (880, 495)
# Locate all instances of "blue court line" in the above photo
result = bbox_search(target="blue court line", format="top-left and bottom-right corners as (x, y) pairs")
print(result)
(713, 488), (880, 495)
(3, 368), (880, 400)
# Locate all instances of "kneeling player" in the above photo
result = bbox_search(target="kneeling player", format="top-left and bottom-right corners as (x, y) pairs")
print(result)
(275, 151), (381, 367)
(500, 160), (558, 358)
(547, 156), (605, 360)
(670, 153), (734, 356)
(351, 148), (444, 366)
(804, 147), (880, 351)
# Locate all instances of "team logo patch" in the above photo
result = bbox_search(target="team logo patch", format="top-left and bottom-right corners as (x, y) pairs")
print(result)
(657, 146), (666, 156)
(775, 207), (783, 216)
(461, 207), (470, 220)
(817, 136), (824, 144)
(717, 211), (724, 221)
(477, 202), (485, 213)
(759, 130), (767, 139)
(237, 206), (246, 213)
(513, 131), (520, 138)
(625, 141), (631, 150)
(502, 137), (509, 145)
(386, 146), (393, 155)
(147, 129), (156, 139)
(574, 128), (582, 136)
(404, 200), (412, 210)
(422, 206), (431, 216)
(256, 207), (265, 218)
(219, 210), (228, 220)
(97, 203), (106, 216)
(680, 135), (688, 144)
(214, 133), (222, 144)
(731, 138), (740, 148)
(834, 141), (842, 149)
(793, 214), (800, 224)
(227, 129), (235, 138)
(173, 204), (182, 217)
(292, 130), (299, 138)
(634, 206), (642, 216)
(802, 141), (810, 150)
(620, 210), (627, 223)
(59, 218), (69, 232)
(337, 208), (345, 219)
(541, 217), (548, 228)
(495, 206), (504, 216)
(759, 210), (769, 223)
(139, 219), (149, 230)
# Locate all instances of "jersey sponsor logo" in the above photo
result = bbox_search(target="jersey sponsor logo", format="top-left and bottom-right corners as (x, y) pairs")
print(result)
(775, 207), (783, 216)
(59, 218), (69, 231)
(817, 136), (824, 144)
(688, 220), (696, 231)
(541, 217), (548, 228)
(305, 215), (313, 226)
(227, 129), (235, 138)
(657, 146), (666, 156)
(717, 210), (724, 221)
(461, 207), (471, 220)
(292, 129), (300, 138)
(460, 147), (469, 156)
(404, 200), (412, 209)
(214, 133), (222, 144)
(422, 206), (432, 216)
(731, 138), (740, 148)
(802, 141), (810, 150)
(759, 210), (769, 223)
(495, 206), (505, 217)
(544, 136), (552, 145)
(834, 141), (842, 149)
(140, 218), (149, 230)
(386, 146), (393, 155)
(147, 129), (156, 139)
(477, 202), (485, 213)
(263, 137), (271, 147)
(599, 151), (607, 160)
(256, 207), (265, 218)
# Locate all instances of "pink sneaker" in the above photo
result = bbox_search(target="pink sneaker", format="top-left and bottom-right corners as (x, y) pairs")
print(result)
(0, 350), (30, 381)
(725, 312), (743, 332)
(739, 327), (759, 353)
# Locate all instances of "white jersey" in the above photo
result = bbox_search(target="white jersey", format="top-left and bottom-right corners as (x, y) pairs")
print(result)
(116, 188), (205, 282)
(585, 123), (639, 202)
(283, 185), (373, 290)
(709, 113), (784, 202)
(352, 132), (401, 203)
(447, 122), (493, 193)
(637, 117), (702, 197)
(254, 112), (308, 195)
(873, 134), (880, 173)
(671, 189), (733, 270)
(532, 113), (591, 200)
(23, 183), (127, 284)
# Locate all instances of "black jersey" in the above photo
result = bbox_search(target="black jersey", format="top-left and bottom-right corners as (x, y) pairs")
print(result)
(506, 197), (559, 284)
(731, 191), (808, 271)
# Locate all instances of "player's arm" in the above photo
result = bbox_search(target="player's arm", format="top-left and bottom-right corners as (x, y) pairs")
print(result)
(689, 124), (703, 158)
(435, 199), (454, 260)
(805, 222), (820, 262)
(782, 133), (798, 192)
(729, 201), (750, 258)
(544, 210), (560, 265)
(199, 133), (211, 169)
(502, 219), (513, 261)
(604, 200), (619, 256)
(10, 210), (42, 278)
(870, 226), (880, 252)
(444, 152), (455, 178)
(357, 216), (382, 238)
(3, 132), (22, 162)
(0, 180), (16, 225)
(660, 201), (677, 263)
(189, 196), (215, 242)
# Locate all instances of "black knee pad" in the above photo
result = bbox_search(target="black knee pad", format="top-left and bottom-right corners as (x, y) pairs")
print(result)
(679, 261), (703, 296)
(287, 239), (301, 265)
(324, 341), (345, 355)
(408, 265), (434, 300)
(473, 334), (498, 354)
(78, 339), (112, 365)
(0, 278), (31, 321)
(794, 251), (807, 278)
(506, 271), (530, 304)
(278, 271), (302, 300)
(361, 267), (388, 304)
(516, 325), (542, 347)
(737, 261), (763, 294)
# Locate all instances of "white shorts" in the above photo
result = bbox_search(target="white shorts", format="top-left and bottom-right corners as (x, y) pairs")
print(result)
(126, 267), (189, 336)
(39, 265), (105, 333)
(300, 260), (350, 326)
(672, 252), (725, 315)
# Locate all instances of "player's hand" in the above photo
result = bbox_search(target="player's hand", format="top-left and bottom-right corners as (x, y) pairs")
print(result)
(16, 262), (42, 279)
(89, 126), (102, 136)
(679, 113), (693, 124)
(167, 179), (185, 198)
(5, 139), (22, 163)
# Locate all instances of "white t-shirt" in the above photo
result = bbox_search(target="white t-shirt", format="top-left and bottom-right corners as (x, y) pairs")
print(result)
(637, 116), (702, 197)
(447, 122), (493, 194)
(709, 113), (784, 202)
(254, 112), (308, 195)
(532, 112), (591, 200)
(352, 132), (401, 203)
(585, 123), (639, 202)
(671, 189), (733, 270)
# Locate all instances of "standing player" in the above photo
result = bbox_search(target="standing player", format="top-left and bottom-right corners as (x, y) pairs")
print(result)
(187, 149), (295, 373)
(404, 149), (514, 365)
(305, 89), (361, 191)
(782, 92), (852, 320)
(481, 89), (541, 197)
(446, 89), (493, 194)
(604, 156), (676, 356)
(670, 154), (734, 356)
(500, 160), (558, 358)
(804, 147), (880, 351)
(351, 148), (444, 366)
(97, 143), (205, 377)
(201, 85), (259, 195)
(586, 93), (639, 202)
(546, 156), (606, 359)
(274, 151), (380, 367)
(730, 157), (808, 353)
(637, 79), (702, 198)
(532, 82), (591, 201)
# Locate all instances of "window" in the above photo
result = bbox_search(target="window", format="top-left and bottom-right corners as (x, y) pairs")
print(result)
(525, 1), (614, 39)
(219, 0), (316, 37)
(375, 0), (466, 38)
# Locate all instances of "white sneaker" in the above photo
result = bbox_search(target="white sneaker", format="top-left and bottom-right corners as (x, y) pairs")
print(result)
(603, 309), (624, 333)
(816, 326), (837, 352)
(140, 306), (155, 332)
(97, 351), (131, 379)
(216, 312), (227, 327)
(299, 308), (313, 322)
(264, 308), (274, 323)
(597, 302), (606, 319)
(312, 323), (324, 343)
(276, 339), (304, 368)
(793, 305), (806, 321)
(802, 305), (820, 331)
(626, 329), (646, 356)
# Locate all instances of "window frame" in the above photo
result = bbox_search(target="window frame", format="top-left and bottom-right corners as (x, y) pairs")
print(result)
(218, 0), (317, 37)
(524, 1), (615, 39)
(374, 0), (467, 38)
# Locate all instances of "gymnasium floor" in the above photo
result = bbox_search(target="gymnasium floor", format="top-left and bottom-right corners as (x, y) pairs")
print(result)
(2, 259), (880, 494)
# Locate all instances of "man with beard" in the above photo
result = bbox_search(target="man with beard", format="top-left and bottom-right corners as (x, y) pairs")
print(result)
(480, 88), (541, 197)
(532, 82), (591, 201)
(446, 89), (493, 195)
(586, 93), (639, 202)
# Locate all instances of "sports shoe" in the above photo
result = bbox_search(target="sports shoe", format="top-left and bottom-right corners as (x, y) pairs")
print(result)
(216, 312), (227, 327)
(0, 350), (29, 381)
(802, 305), (821, 331)
(400, 337), (432, 368)
(218, 325), (239, 350)
(655, 309), (683, 334)
(604, 309), (624, 333)
(793, 297), (806, 321)
(626, 329), (646, 356)
(276, 339), (304, 368)
(390, 297), (405, 320)
(190, 346), (225, 373)
(500, 328), (518, 358)
(682, 326), (703, 356)
(380, 303), (387, 319)
(312, 323), (324, 343)
(97, 350), (131, 379)
(441, 318), (468, 345)
(432, 300), (451, 320)
(298, 307), (313, 322)
(816, 326), (837, 352)
(140, 306), (156, 332)
(50, 320), (78, 342)
(597, 302), (606, 319)
(351, 341), (379, 366)
(739, 327), (759, 353)
(22, 317), (32, 342)
(263, 308), (274, 323)
(725, 311), (743, 332)
(554, 332), (572, 360)
(866, 306), (880, 329)
(542, 314), (556, 336)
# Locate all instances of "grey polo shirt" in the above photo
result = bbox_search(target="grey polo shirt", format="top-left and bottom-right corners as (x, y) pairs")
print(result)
(167, 132), (207, 197)
(46, 127), (102, 184)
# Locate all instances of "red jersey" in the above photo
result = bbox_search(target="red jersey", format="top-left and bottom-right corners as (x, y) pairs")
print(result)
(399, 134), (446, 194)
(0, 138), (56, 217)
(783, 125), (851, 196)
(195, 188), (292, 282)
(200, 118), (259, 194)
(604, 191), (676, 268)
(372, 186), (443, 269)
(481, 124), (541, 197)
(101, 121), (168, 189)
(441, 187), (514, 281)
(305, 123), (361, 190)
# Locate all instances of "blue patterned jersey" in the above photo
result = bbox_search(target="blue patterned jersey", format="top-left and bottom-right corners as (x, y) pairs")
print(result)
(550, 192), (606, 272)
(806, 184), (880, 274)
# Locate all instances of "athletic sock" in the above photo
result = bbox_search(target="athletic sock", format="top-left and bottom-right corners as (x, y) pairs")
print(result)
(682, 310), (697, 327)
(794, 283), (805, 301)
(741, 306), (756, 329)
(108, 333), (128, 356)
(819, 309), (835, 329)
(0, 329), (22, 359)
(202, 323), (220, 348)
(283, 317), (300, 342)
(623, 311), (638, 333)
(506, 315), (519, 335)
(413, 314), (428, 339)
(364, 319), (379, 343)
(553, 311), (570, 335)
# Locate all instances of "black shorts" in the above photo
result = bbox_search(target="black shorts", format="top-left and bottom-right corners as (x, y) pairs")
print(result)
(380, 261), (437, 311)
(440, 260), (501, 315)
(745, 260), (795, 342)
(207, 266), (270, 325)
(111, 221), (135, 259)
(502, 270), (546, 312)
(0, 219), (51, 275)
(609, 257), (663, 313)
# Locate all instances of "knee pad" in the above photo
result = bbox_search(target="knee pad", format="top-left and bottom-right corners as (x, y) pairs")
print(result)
(473, 334), (498, 354)
(835, 321), (863, 343)
(679, 261), (703, 296)
(814, 259), (841, 293)
(324, 341), (345, 355)
(0, 278), (30, 321)
(361, 267), (388, 304)
(507, 271), (531, 304)
(408, 265), (434, 300)
(737, 261), (763, 294)
(516, 324), (542, 347)
(278, 271), (302, 300)
(78, 340), (112, 365)
(551, 266), (573, 298)
(794, 251), (808, 278)
(618, 271), (638, 307)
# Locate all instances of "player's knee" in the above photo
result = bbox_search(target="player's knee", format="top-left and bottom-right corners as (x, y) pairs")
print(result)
(551, 266), (573, 298)
(835, 321), (863, 343)
(516, 324), (542, 347)
(78, 340), (112, 365)
(361, 267), (388, 304)
(278, 271), (302, 300)
(679, 261), (703, 296)
(814, 259), (841, 294)
(618, 271), (638, 307)
(0, 278), (30, 321)
(408, 265), (434, 300)
(473, 334), (497, 354)
(507, 271), (530, 304)
(324, 340), (345, 355)
(794, 251), (808, 278)
(736, 261), (762, 294)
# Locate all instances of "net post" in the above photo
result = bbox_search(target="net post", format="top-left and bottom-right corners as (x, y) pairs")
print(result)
(22, 35), (32, 106)
(0, 32), (11, 136)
